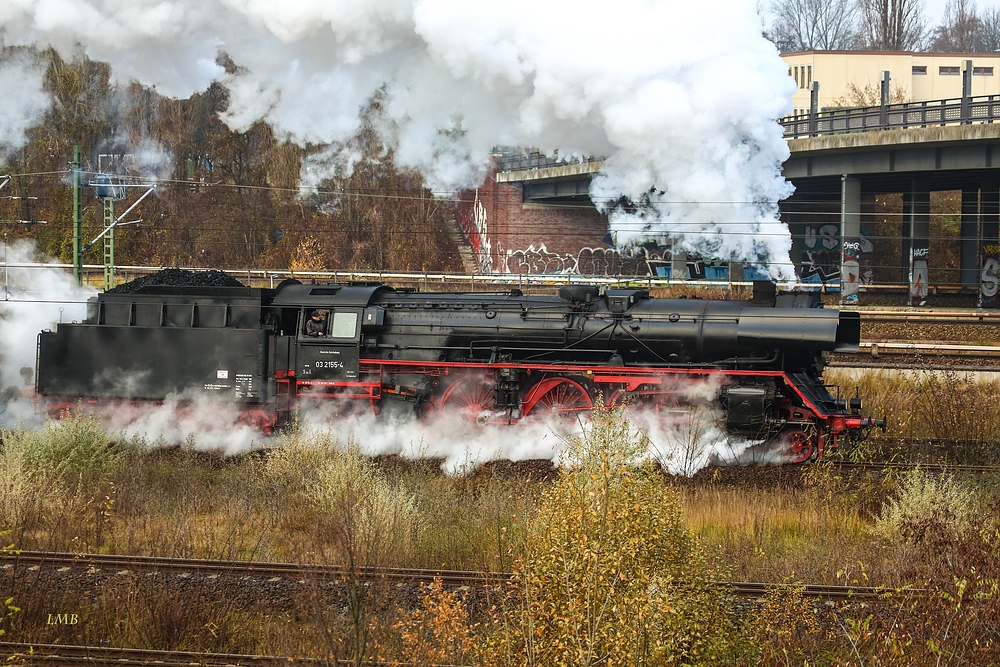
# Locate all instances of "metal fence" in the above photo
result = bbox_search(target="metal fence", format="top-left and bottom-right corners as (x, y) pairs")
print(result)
(0, 261), (974, 298)
(495, 94), (1000, 166)
(780, 94), (1000, 139)
(1, 261), (758, 294)
(492, 147), (604, 172)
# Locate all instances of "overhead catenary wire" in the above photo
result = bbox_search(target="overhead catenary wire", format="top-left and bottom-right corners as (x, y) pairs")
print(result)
(0, 168), (990, 283)
(5, 167), (986, 212)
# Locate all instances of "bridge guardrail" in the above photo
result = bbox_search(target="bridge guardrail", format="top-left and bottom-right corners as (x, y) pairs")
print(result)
(781, 94), (1000, 139)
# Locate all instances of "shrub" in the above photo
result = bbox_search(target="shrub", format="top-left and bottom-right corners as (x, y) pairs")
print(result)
(393, 577), (479, 666)
(15, 414), (117, 490)
(488, 408), (738, 666)
(266, 425), (422, 566)
(306, 443), (421, 568)
(874, 468), (976, 548)
(0, 415), (118, 531)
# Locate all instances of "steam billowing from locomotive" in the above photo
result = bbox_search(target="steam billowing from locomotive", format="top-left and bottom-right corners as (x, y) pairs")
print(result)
(0, 0), (795, 277)
(0, 241), (92, 425)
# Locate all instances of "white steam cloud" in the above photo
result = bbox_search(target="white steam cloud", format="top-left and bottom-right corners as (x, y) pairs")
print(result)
(282, 397), (770, 477)
(0, 240), (94, 427)
(272, 375), (779, 476)
(1, 0), (795, 277)
(0, 49), (49, 162)
(98, 398), (266, 456)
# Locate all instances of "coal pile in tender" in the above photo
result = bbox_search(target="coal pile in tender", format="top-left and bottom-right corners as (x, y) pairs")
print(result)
(107, 268), (246, 294)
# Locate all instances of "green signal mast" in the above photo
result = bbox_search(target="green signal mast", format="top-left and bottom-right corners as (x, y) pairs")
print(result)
(84, 171), (156, 291)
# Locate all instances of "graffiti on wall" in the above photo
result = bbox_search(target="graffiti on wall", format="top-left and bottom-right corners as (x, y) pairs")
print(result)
(459, 204), (878, 282)
(981, 243), (999, 308)
(841, 237), (862, 304)
(799, 224), (874, 292)
(910, 246), (929, 307)
(800, 224), (841, 283)
(469, 191), (495, 273)
(503, 243), (661, 276)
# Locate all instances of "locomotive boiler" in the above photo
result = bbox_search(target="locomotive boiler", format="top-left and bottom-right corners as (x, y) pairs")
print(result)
(34, 278), (883, 462)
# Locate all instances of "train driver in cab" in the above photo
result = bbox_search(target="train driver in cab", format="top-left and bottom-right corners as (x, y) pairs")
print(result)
(306, 310), (326, 337)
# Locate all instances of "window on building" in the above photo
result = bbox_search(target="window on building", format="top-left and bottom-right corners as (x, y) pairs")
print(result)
(807, 65), (812, 86)
(974, 66), (994, 75)
(912, 65), (927, 74)
(794, 65), (800, 87)
(940, 66), (961, 75)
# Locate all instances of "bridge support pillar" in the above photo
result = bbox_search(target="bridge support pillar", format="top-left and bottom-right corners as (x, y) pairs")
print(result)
(961, 188), (979, 290)
(981, 182), (1000, 307)
(840, 175), (862, 304)
(671, 251), (687, 281)
(903, 180), (931, 306)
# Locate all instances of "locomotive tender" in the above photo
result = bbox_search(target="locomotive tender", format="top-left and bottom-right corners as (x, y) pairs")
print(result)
(35, 279), (882, 462)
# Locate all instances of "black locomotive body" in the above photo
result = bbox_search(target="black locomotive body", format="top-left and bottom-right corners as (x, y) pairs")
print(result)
(35, 280), (882, 462)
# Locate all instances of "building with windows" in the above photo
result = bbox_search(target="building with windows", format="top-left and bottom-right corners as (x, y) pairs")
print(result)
(781, 51), (1000, 115)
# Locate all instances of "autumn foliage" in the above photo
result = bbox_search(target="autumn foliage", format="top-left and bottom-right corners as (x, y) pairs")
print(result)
(1, 48), (462, 274)
(486, 409), (736, 667)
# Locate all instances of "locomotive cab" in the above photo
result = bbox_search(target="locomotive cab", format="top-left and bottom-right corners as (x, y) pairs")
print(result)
(296, 307), (362, 381)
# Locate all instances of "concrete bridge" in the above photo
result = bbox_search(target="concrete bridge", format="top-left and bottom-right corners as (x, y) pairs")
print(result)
(487, 120), (1000, 306)
(784, 123), (1000, 306)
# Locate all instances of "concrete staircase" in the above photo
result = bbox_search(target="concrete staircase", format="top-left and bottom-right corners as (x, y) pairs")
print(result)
(447, 217), (479, 274)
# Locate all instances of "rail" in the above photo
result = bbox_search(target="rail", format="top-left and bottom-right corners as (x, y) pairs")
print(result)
(0, 643), (398, 666)
(854, 309), (1000, 322)
(780, 93), (1000, 139)
(1, 551), (926, 601)
(0, 551), (504, 586)
(859, 341), (1000, 355)
(831, 461), (1000, 474)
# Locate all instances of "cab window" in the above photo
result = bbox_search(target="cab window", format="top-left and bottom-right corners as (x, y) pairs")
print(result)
(330, 311), (358, 338)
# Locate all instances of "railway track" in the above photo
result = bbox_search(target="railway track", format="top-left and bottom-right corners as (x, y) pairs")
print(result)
(1, 551), (923, 601)
(828, 308), (1000, 370)
(0, 642), (328, 666)
(0, 643), (472, 666)
(0, 551), (503, 587)
(853, 309), (1000, 325)
(0, 554), (938, 666)
(827, 342), (1000, 375)
(830, 461), (1000, 474)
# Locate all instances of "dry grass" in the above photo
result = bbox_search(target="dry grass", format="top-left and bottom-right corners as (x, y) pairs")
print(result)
(826, 368), (1000, 463)
(679, 478), (883, 585)
(1, 372), (999, 661)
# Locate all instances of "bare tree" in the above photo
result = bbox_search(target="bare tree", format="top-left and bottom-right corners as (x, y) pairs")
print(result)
(978, 7), (1000, 51)
(831, 80), (911, 107)
(858, 0), (928, 50)
(930, 0), (982, 51)
(767, 0), (860, 51)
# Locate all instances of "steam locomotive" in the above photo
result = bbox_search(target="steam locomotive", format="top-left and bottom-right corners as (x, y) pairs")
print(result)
(34, 278), (883, 462)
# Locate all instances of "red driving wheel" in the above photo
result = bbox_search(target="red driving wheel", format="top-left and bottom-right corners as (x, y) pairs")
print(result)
(522, 377), (593, 418)
(782, 429), (816, 463)
(438, 377), (495, 423)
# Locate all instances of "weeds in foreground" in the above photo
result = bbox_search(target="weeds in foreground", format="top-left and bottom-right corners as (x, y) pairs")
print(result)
(391, 578), (480, 666)
(489, 408), (738, 666)
(826, 369), (1000, 463)
(3, 375), (1000, 662)
(0, 414), (121, 544)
